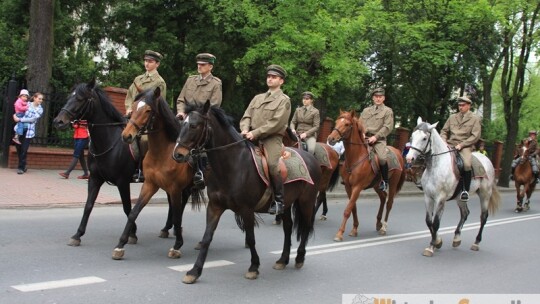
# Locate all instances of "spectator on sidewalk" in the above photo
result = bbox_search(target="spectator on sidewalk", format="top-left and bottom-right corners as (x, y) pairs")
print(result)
(12, 89), (30, 145)
(59, 120), (90, 179)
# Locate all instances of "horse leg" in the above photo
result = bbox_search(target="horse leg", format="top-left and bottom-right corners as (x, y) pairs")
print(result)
(379, 191), (395, 236)
(183, 204), (225, 284)
(159, 193), (173, 238)
(374, 190), (386, 234)
(349, 203), (359, 237)
(321, 192), (329, 218)
(515, 184), (524, 213)
(117, 182), (137, 244)
(335, 189), (360, 241)
(274, 207), (293, 270)
(167, 190), (186, 259)
(112, 183), (158, 260)
(314, 192), (324, 220)
(68, 178), (104, 246)
(423, 200), (443, 257)
(471, 203), (490, 251)
(452, 200), (470, 247)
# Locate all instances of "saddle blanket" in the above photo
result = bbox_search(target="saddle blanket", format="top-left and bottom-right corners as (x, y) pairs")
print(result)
(250, 147), (314, 187)
(313, 143), (335, 169)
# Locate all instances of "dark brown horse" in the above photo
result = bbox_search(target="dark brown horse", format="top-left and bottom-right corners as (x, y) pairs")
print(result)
(327, 110), (405, 241)
(112, 88), (203, 260)
(282, 134), (341, 220)
(172, 101), (321, 284)
(513, 143), (536, 212)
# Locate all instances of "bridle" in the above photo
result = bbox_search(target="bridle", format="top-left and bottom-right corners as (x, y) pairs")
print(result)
(409, 128), (456, 160)
(331, 115), (369, 146)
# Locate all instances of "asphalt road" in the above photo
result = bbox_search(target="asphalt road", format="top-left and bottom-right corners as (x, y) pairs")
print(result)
(1, 192), (539, 304)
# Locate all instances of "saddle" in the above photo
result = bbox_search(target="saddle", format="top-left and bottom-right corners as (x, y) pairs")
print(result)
(253, 145), (290, 183)
(447, 150), (487, 200)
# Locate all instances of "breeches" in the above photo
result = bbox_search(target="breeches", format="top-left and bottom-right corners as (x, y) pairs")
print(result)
(305, 136), (316, 154)
(459, 147), (472, 171)
(260, 135), (283, 176)
(373, 141), (388, 165)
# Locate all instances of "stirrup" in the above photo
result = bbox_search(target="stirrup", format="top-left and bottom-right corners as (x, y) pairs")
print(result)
(193, 170), (205, 190)
(379, 181), (388, 192)
(268, 201), (284, 215)
(133, 170), (144, 183)
(509, 175), (514, 181)
(460, 191), (469, 201)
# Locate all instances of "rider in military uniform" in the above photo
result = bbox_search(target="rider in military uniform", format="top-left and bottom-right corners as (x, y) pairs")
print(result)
(176, 53), (222, 189)
(510, 130), (540, 183)
(440, 96), (482, 201)
(124, 50), (167, 182)
(360, 87), (394, 192)
(290, 91), (320, 154)
(240, 65), (291, 215)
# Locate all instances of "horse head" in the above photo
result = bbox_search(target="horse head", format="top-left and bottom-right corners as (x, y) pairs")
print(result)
(172, 100), (212, 163)
(122, 88), (161, 144)
(53, 79), (98, 130)
(406, 117), (439, 163)
(327, 109), (365, 145)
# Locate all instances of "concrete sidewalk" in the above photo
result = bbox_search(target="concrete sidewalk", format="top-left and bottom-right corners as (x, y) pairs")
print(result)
(0, 167), (512, 209)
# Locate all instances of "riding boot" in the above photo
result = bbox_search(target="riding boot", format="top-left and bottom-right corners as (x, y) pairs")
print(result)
(379, 163), (389, 192)
(510, 166), (515, 181)
(460, 170), (471, 201)
(535, 172), (540, 184)
(268, 174), (285, 215)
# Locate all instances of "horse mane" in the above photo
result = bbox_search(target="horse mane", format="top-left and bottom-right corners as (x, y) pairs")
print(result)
(77, 83), (125, 123)
(134, 89), (180, 142)
(184, 101), (250, 145)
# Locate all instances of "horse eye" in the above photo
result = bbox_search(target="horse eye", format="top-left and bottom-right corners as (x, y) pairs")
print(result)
(189, 123), (197, 129)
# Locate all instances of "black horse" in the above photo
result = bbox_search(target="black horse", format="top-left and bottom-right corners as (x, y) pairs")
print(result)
(53, 80), (176, 246)
(172, 101), (321, 284)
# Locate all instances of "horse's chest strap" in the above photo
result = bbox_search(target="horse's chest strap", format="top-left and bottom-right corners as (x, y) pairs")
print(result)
(345, 154), (369, 174)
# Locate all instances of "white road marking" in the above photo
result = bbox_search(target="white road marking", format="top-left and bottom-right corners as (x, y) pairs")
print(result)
(168, 260), (235, 272)
(12, 276), (106, 292)
(270, 214), (540, 256)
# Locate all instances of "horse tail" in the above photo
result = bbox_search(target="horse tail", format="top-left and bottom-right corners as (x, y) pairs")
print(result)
(293, 200), (315, 242)
(488, 181), (501, 215)
(190, 188), (208, 211)
(326, 163), (341, 192)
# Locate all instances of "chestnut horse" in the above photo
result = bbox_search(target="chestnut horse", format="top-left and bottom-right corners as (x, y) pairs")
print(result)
(112, 88), (203, 260)
(513, 144), (536, 212)
(172, 101), (321, 284)
(282, 134), (341, 220)
(327, 110), (405, 241)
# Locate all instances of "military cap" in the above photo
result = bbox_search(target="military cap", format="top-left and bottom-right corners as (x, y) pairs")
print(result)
(371, 87), (385, 96)
(266, 64), (287, 79)
(196, 53), (216, 64)
(144, 50), (163, 62)
(457, 96), (472, 104)
(302, 91), (315, 99)
(529, 130), (537, 135)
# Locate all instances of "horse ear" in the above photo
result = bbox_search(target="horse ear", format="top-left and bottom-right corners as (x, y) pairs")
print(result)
(429, 122), (439, 130)
(87, 78), (96, 90)
(417, 117), (423, 125)
(351, 109), (356, 117)
(203, 100), (211, 113)
(154, 87), (161, 99)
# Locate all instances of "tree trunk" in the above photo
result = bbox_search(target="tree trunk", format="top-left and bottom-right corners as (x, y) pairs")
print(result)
(27, 0), (55, 139)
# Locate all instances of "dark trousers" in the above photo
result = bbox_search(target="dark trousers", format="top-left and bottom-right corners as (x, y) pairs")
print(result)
(15, 129), (31, 170)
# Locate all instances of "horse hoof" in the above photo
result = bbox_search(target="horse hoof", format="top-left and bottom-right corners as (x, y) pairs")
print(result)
(273, 263), (286, 270)
(348, 230), (358, 237)
(168, 248), (182, 259)
(245, 271), (259, 280)
(127, 236), (138, 244)
(112, 248), (125, 260)
(422, 248), (434, 257)
(514, 207), (523, 213)
(452, 240), (461, 248)
(295, 262), (304, 269)
(182, 274), (198, 284)
(470, 244), (480, 251)
(272, 220), (281, 225)
(376, 223), (382, 231)
(319, 215), (327, 221)
(378, 229), (387, 236)
(333, 236), (343, 242)
(524, 204), (530, 211)
(194, 242), (202, 250)
(435, 239), (443, 249)
(68, 238), (81, 247)
(159, 230), (169, 238)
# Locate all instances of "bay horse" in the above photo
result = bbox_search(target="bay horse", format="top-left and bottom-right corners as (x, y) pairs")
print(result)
(281, 133), (341, 221)
(513, 143), (536, 212)
(172, 101), (321, 284)
(52, 80), (173, 246)
(327, 110), (405, 241)
(112, 88), (202, 260)
(405, 117), (500, 256)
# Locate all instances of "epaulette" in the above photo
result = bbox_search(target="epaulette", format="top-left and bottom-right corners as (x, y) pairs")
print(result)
(211, 75), (222, 83)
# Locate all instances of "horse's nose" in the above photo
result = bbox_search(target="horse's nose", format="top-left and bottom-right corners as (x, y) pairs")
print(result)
(122, 134), (132, 143)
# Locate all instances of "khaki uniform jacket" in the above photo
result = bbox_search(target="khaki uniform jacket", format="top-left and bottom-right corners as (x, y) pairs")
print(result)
(239, 89), (291, 140)
(440, 111), (481, 148)
(526, 138), (538, 157)
(176, 74), (222, 113)
(125, 71), (167, 113)
(290, 105), (320, 138)
(360, 104), (394, 141)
